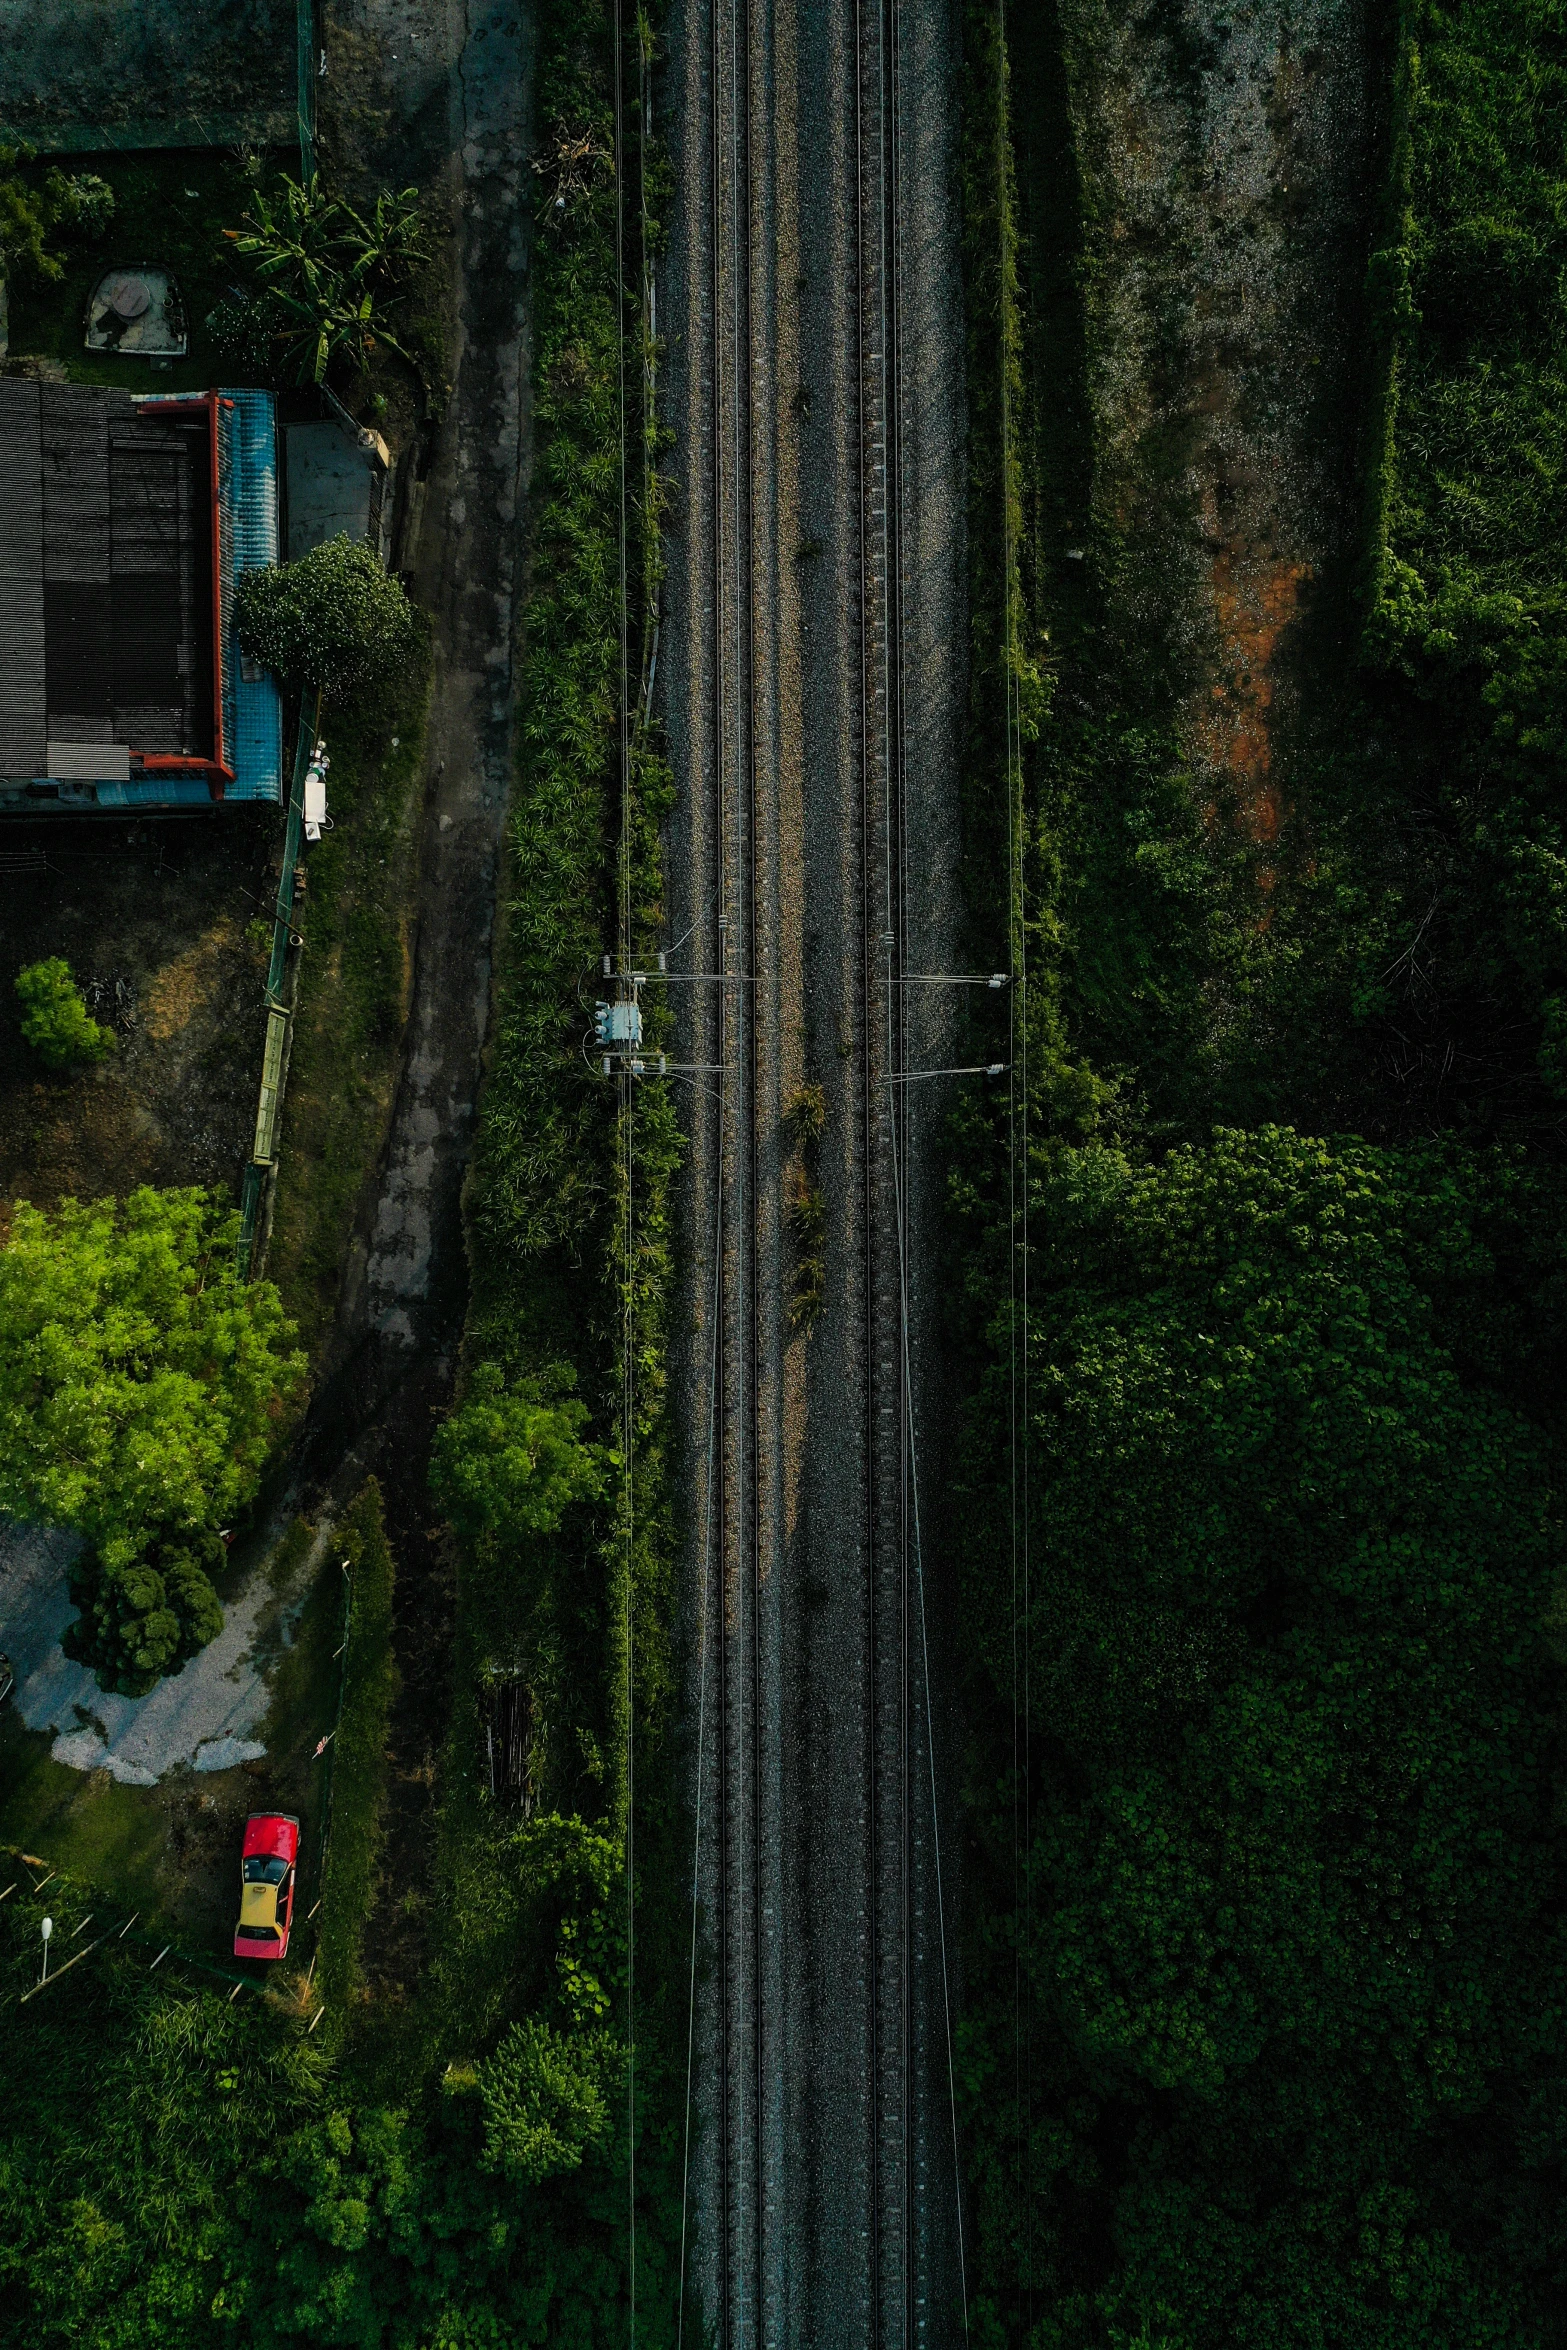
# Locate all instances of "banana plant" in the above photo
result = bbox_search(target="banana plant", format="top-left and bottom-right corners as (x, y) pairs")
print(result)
(224, 173), (427, 387)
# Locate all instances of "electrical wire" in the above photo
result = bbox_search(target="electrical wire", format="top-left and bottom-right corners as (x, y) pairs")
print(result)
(613, 0), (636, 2332)
(994, 0), (1034, 2319)
(677, 1149), (727, 2349)
(885, 1055), (972, 2342)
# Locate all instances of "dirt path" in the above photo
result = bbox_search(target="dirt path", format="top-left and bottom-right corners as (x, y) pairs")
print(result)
(271, 0), (535, 1972)
(316, 0), (532, 1443)
(1060, 0), (1375, 849)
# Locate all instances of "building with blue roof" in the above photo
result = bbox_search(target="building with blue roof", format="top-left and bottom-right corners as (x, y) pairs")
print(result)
(0, 379), (283, 814)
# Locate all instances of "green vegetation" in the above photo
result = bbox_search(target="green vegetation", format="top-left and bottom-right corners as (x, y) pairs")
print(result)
(423, 0), (686, 2304)
(954, 1127), (1567, 2340)
(0, 143), (112, 299)
(1349, 0), (1567, 1124)
(262, 672), (426, 1354)
(14, 957), (115, 1070)
(431, 1360), (617, 1538)
(0, 1), (682, 2336)
(0, 1877), (330, 2348)
(954, 3), (1567, 2341)
(235, 537), (420, 704)
(210, 173), (428, 388)
(0, 1744), (167, 1923)
(0, 1851), (662, 2350)
(313, 1483), (399, 2031)
(0, 1189), (305, 1693)
(62, 1528), (226, 1698)
(1, 148), (253, 394)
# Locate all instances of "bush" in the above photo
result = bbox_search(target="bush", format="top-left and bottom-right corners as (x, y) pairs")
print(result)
(429, 1361), (615, 1540)
(14, 957), (113, 1069)
(217, 172), (426, 388)
(62, 1529), (226, 1698)
(0, 144), (113, 289)
(235, 535), (419, 702)
(476, 2017), (624, 2184)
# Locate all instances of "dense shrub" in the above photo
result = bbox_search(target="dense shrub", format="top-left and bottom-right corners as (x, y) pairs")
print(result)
(314, 1481), (400, 2025)
(235, 536), (419, 702)
(476, 2017), (625, 2184)
(61, 1529), (226, 1698)
(0, 143), (113, 290)
(0, 1877), (659, 2350)
(430, 1361), (616, 1540)
(13, 957), (113, 1069)
(1350, 0), (1567, 1103)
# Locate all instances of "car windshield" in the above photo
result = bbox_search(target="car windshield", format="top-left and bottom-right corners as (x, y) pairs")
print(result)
(243, 1854), (288, 1884)
(237, 1924), (280, 1942)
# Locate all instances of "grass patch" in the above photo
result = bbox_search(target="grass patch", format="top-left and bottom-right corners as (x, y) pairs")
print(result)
(263, 672), (427, 1354)
(0, 1716), (166, 1916)
(315, 1481), (398, 2036)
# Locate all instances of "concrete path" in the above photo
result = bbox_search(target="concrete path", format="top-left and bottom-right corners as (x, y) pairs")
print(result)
(0, 1520), (315, 1785)
(316, 0), (531, 1439)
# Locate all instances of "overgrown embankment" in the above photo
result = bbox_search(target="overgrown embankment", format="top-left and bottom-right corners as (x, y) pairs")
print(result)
(0, 2), (684, 2338)
(953, 6), (1567, 2343)
(312, 1480), (399, 2031)
(264, 671), (429, 1354)
(424, 0), (687, 2301)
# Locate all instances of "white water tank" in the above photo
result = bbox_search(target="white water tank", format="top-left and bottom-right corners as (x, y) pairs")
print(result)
(303, 743), (329, 841)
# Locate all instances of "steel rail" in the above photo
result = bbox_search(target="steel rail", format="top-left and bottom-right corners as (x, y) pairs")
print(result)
(709, 0), (766, 2332)
(855, 0), (920, 2336)
(698, 0), (933, 2335)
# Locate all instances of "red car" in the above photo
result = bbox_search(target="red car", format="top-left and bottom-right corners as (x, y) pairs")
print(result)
(234, 1813), (300, 1961)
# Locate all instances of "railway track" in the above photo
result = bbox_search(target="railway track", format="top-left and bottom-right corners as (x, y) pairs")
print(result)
(704, 0), (779, 2335)
(678, 0), (954, 2338)
(854, 0), (923, 2338)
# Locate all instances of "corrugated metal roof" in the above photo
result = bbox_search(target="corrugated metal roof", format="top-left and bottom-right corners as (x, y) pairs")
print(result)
(94, 776), (213, 808)
(1, 383), (282, 807)
(221, 388), (283, 804)
(0, 381), (45, 775)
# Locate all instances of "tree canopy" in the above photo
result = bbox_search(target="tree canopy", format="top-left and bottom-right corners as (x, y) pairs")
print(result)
(235, 535), (419, 703)
(958, 1128), (1567, 2343)
(430, 1361), (615, 1541)
(0, 1188), (306, 1691)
